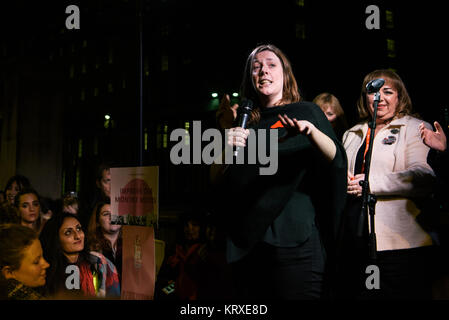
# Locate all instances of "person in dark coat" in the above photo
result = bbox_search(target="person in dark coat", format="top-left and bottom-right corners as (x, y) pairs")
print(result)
(211, 44), (347, 299)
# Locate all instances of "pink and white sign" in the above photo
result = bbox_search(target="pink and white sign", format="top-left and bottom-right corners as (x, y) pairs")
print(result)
(110, 166), (158, 226)
(121, 225), (155, 300)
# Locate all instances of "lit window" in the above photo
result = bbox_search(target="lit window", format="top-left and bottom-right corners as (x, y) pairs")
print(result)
(162, 56), (168, 71)
(185, 122), (190, 146)
(163, 124), (168, 148)
(78, 139), (83, 158)
(386, 10), (394, 29)
(386, 39), (396, 58)
(76, 168), (80, 194)
(144, 128), (148, 151)
(296, 23), (306, 40)
(104, 115), (111, 129)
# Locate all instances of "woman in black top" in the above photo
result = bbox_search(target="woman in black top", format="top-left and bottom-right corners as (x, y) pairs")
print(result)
(211, 44), (347, 299)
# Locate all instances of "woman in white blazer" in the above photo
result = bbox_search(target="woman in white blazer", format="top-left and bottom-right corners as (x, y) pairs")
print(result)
(339, 69), (437, 300)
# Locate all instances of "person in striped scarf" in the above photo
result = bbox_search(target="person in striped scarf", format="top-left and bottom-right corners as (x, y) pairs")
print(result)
(39, 212), (120, 299)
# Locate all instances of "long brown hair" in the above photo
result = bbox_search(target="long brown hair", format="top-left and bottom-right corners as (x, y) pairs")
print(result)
(357, 69), (414, 121)
(14, 188), (42, 233)
(240, 44), (301, 123)
(87, 200), (119, 253)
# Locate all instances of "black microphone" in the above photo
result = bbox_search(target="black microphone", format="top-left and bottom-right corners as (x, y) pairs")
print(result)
(366, 78), (385, 93)
(233, 99), (254, 157)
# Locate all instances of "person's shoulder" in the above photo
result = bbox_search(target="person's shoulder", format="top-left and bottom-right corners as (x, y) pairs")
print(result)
(0, 279), (44, 300)
(399, 115), (430, 130)
(90, 251), (118, 272)
(89, 250), (107, 264)
(342, 122), (366, 139)
(347, 122), (366, 131)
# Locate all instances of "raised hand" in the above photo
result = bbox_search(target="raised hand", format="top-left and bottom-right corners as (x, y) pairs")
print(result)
(419, 121), (447, 152)
(277, 113), (316, 142)
(216, 94), (239, 130)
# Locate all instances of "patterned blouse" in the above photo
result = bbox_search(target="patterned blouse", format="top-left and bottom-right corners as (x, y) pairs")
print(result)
(0, 279), (45, 300)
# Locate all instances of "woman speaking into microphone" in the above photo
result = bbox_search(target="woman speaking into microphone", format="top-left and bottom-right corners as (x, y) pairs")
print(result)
(211, 44), (347, 299)
(340, 69), (437, 300)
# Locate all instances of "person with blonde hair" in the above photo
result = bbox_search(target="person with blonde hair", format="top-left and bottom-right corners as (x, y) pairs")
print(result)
(0, 224), (50, 299)
(313, 92), (349, 140)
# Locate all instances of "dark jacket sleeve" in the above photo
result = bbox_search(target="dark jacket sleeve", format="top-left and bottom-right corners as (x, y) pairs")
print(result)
(428, 148), (449, 184)
(303, 103), (348, 251)
(211, 102), (348, 252)
(427, 148), (449, 212)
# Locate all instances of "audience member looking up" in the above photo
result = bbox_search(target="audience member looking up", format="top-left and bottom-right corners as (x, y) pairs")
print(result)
(39, 212), (120, 299)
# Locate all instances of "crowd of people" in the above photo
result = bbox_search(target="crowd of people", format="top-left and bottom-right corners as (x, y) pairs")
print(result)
(0, 165), (121, 299)
(0, 164), (231, 301)
(1, 43), (448, 300)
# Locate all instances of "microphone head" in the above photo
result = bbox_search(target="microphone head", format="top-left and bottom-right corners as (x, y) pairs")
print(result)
(240, 99), (254, 114)
(366, 78), (385, 93)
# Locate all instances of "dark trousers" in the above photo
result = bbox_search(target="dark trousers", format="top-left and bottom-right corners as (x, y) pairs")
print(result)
(336, 245), (440, 300)
(230, 225), (326, 300)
